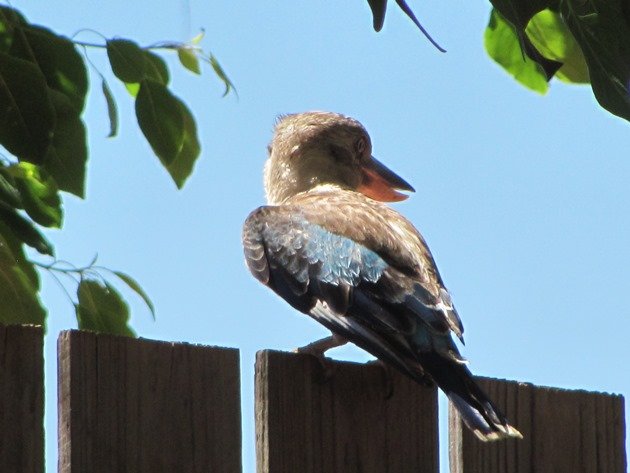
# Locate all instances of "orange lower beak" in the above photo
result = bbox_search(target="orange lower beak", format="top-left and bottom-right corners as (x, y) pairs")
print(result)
(357, 157), (415, 202)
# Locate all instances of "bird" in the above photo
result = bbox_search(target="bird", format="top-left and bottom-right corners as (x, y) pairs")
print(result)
(242, 111), (522, 441)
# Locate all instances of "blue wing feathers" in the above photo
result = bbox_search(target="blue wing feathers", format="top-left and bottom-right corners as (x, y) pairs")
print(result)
(243, 205), (520, 440)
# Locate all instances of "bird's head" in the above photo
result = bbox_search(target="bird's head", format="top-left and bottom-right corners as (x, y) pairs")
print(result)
(263, 111), (414, 204)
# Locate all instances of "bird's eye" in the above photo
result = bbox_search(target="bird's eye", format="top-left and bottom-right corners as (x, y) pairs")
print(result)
(267, 145), (273, 155)
(355, 137), (367, 157)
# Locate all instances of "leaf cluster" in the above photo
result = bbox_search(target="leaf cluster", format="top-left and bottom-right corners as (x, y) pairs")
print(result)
(0, 6), (233, 335)
(363, 0), (630, 123)
(484, 0), (630, 122)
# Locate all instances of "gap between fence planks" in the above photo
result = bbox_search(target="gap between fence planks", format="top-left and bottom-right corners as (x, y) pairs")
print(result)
(58, 330), (241, 473)
(1, 324), (625, 473)
(0, 325), (44, 473)
(449, 376), (627, 473)
(255, 350), (438, 473)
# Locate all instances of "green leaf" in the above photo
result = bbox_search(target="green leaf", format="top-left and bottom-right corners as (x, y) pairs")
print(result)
(0, 219), (38, 285)
(561, 0), (630, 122)
(113, 270), (155, 320)
(106, 38), (146, 83)
(9, 25), (88, 112)
(143, 50), (169, 85)
(107, 39), (169, 87)
(190, 30), (205, 45)
(367, 0), (388, 32)
(208, 55), (235, 97)
(42, 90), (87, 198)
(0, 52), (55, 163)
(525, 9), (589, 84)
(177, 47), (201, 75)
(166, 101), (200, 188)
(76, 278), (135, 337)
(124, 82), (140, 97)
(9, 162), (62, 228)
(485, 9), (549, 94)
(0, 223), (46, 326)
(0, 6), (27, 53)
(0, 167), (22, 208)
(101, 77), (118, 137)
(0, 201), (53, 255)
(135, 79), (185, 167)
(487, 0), (561, 80)
(488, 0), (550, 30)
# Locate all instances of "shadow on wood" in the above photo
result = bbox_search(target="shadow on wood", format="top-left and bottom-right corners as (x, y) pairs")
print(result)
(255, 350), (438, 473)
(449, 376), (627, 473)
(0, 324), (44, 473)
(58, 330), (241, 473)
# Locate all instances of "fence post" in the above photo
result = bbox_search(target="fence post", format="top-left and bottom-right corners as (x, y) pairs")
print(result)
(0, 324), (44, 473)
(58, 330), (242, 473)
(255, 350), (439, 473)
(449, 376), (627, 473)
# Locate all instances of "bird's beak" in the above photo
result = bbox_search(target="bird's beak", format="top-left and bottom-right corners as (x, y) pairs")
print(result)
(357, 156), (415, 202)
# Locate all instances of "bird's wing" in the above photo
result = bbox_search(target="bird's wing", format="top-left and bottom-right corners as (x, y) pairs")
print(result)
(242, 201), (464, 375)
(243, 196), (521, 440)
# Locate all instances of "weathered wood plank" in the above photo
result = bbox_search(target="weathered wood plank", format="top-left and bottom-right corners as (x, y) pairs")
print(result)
(449, 377), (627, 473)
(58, 330), (241, 473)
(0, 324), (44, 473)
(255, 350), (438, 473)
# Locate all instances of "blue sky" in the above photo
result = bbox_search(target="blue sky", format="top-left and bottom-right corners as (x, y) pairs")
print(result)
(17, 0), (629, 470)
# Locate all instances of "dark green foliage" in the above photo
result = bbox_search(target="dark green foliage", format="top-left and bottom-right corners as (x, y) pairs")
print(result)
(76, 279), (135, 337)
(0, 53), (55, 164)
(364, 0), (445, 52)
(10, 162), (63, 228)
(0, 222), (46, 326)
(362, 0), (630, 122)
(367, 0), (387, 32)
(10, 25), (88, 112)
(42, 89), (87, 198)
(484, 0), (630, 121)
(0, 5), (233, 334)
(136, 79), (185, 166)
(561, 0), (630, 122)
(0, 202), (54, 256)
(0, 6), (88, 196)
(106, 39), (147, 83)
(135, 79), (200, 187)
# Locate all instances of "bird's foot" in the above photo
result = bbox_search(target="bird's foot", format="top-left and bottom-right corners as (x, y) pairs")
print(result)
(294, 334), (347, 383)
(293, 334), (348, 357)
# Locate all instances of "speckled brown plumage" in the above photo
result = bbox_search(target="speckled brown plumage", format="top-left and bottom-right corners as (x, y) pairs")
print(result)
(243, 111), (522, 441)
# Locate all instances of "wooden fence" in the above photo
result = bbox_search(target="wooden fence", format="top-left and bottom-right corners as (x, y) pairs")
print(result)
(0, 324), (626, 472)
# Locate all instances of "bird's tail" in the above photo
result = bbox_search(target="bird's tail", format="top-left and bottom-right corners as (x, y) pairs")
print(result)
(417, 351), (522, 441)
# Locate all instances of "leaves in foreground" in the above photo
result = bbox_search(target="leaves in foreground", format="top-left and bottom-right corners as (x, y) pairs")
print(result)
(0, 7), (89, 198)
(1, 4), (233, 195)
(0, 4), (231, 334)
(36, 256), (155, 337)
(135, 79), (200, 188)
(113, 271), (156, 320)
(0, 222), (46, 326)
(485, 0), (630, 123)
(485, 10), (549, 94)
(364, 0), (445, 52)
(76, 278), (135, 337)
(103, 34), (231, 187)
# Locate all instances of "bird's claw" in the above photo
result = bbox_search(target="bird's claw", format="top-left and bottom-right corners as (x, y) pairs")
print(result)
(293, 347), (336, 383)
